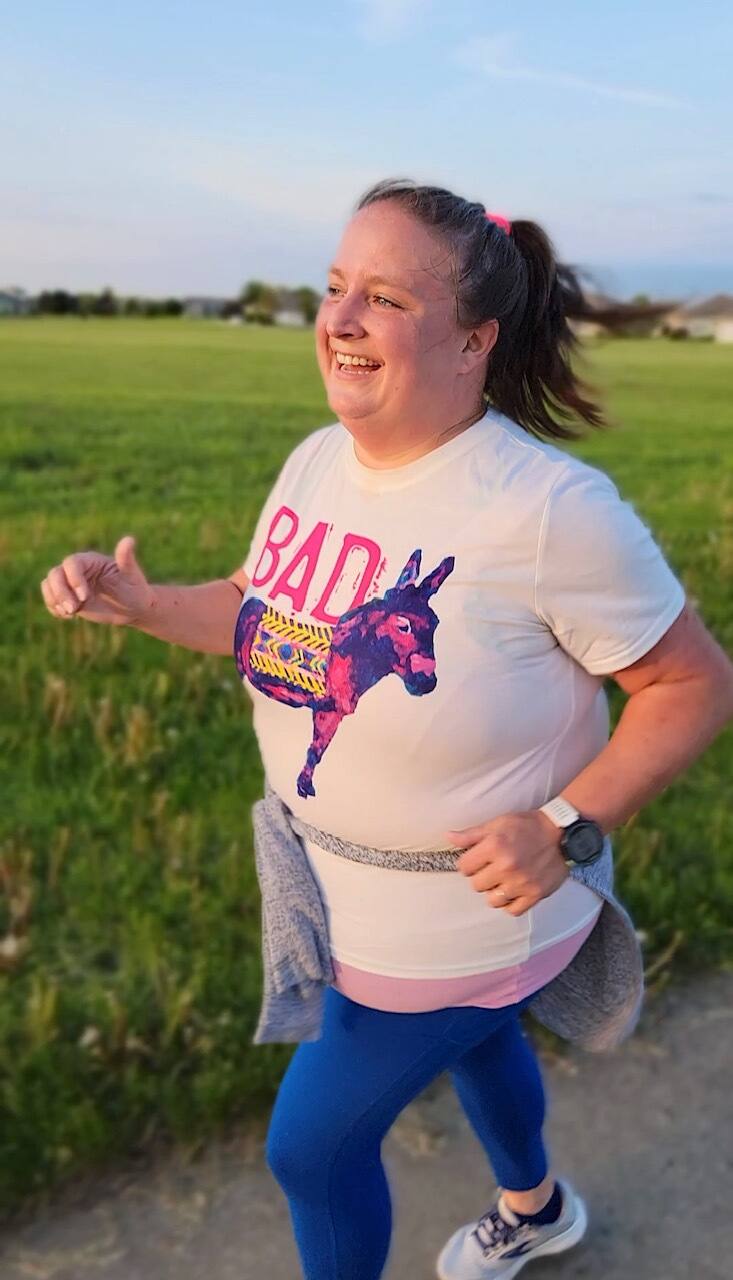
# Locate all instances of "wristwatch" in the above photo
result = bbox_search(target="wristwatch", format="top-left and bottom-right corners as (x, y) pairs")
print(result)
(538, 796), (605, 867)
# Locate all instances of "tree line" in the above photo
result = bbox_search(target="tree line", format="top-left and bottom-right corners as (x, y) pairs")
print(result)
(30, 281), (322, 322)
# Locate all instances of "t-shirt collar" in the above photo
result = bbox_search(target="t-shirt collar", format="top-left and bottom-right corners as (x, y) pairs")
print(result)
(341, 405), (497, 493)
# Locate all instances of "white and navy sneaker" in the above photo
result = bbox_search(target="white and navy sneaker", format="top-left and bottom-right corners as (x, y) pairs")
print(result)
(436, 1176), (588, 1279)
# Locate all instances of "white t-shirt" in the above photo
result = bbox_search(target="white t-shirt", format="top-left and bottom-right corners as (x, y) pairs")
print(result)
(235, 406), (686, 1012)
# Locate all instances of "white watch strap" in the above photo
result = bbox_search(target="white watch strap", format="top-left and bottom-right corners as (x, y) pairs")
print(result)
(539, 796), (580, 829)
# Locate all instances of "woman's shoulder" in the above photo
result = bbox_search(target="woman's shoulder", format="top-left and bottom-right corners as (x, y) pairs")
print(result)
(280, 421), (344, 472)
(268, 422), (345, 493)
(485, 409), (618, 506)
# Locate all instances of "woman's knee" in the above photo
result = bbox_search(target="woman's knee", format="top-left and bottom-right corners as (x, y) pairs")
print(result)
(265, 1096), (338, 1189)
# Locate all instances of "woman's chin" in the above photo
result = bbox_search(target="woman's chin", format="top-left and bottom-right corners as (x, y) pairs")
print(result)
(326, 382), (380, 416)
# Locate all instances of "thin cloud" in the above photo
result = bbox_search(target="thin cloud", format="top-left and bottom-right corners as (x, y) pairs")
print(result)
(693, 192), (731, 205)
(170, 138), (372, 228)
(354, 0), (431, 42)
(454, 34), (685, 109)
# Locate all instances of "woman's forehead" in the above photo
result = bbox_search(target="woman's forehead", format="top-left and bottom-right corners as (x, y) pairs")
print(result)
(331, 205), (455, 299)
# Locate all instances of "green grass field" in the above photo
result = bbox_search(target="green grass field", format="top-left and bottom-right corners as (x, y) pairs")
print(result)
(1, 318), (732, 1216)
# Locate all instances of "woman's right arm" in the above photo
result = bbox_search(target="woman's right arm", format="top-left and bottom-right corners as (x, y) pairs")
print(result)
(40, 534), (249, 656)
(132, 575), (247, 654)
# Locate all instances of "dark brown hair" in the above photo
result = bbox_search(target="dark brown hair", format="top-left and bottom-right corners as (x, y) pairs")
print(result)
(354, 178), (608, 442)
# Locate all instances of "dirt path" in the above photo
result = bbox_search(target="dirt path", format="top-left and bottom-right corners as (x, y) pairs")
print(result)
(1, 970), (731, 1279)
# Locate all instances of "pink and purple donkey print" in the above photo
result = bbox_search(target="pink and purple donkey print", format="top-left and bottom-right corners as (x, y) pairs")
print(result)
(234, 548), (454, 797)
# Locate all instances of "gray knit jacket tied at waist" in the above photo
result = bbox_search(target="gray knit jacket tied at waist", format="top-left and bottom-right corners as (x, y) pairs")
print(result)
(250, 781), (644, 1053)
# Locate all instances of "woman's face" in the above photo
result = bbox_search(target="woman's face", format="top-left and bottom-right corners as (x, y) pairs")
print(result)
(315, 202), (495, 448)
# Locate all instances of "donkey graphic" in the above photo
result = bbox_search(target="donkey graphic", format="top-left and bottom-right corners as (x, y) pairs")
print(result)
(234, 548), (454, 797)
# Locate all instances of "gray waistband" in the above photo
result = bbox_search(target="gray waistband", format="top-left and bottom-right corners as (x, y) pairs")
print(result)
(289, 813), (462, 871)
(261, 780), (461, 872)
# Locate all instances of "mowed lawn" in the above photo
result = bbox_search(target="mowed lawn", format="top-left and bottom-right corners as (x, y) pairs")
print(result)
(1, 318), (732, 1214)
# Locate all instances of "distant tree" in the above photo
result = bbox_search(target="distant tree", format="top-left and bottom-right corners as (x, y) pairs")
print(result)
(162, 297), (183, 316)
(630, 293), (651, 307)
(240, 280), (267, 306)
(76, 293), (97, 317)
(91, 287), (118, 316)
(221, 298), (243, 319)
(37, 289), (78, 315)
(123, 297), (142, 315)
(143, 299), (167, 317)
(294, 285), (321, 324)
(240, 280), (277, 324)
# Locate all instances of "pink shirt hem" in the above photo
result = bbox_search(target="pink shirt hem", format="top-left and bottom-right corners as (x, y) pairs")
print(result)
(330, 911), (600, 1013)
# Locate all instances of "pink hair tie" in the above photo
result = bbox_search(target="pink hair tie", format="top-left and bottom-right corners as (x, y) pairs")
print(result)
(484, 210), (512, 235)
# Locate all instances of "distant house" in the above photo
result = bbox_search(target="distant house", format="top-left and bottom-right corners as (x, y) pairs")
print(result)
(566, 291), (675, 338)
(659, 294), (733, 341)
(567, 292), (622, 339)
(182, 296), (228, 318)
(0, 287), (33, 316)
(273, 289), (308, 327)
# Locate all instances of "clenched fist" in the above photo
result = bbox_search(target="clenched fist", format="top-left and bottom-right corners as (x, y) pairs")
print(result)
(40, 535), (156, 627)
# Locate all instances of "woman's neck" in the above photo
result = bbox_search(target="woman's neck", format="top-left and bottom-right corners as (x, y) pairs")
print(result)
(350, 401), (487, 471)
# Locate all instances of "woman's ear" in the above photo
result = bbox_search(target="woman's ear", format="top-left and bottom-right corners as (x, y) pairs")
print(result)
(463, 317), (499, 360)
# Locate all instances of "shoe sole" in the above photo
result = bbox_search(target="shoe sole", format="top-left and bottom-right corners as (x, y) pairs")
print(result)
(435, 1195), (588, 1280)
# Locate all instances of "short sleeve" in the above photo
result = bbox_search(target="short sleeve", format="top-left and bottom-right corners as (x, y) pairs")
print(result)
(535, 466), (686, 675)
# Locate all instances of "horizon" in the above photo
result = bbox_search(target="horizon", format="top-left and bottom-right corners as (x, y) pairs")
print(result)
(5, 263), (733, 308)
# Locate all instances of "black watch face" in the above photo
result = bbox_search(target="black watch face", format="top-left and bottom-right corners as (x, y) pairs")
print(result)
(565, 821), (604, 861)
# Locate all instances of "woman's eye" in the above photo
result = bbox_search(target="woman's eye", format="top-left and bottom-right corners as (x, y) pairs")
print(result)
(326, 286), (397, 309)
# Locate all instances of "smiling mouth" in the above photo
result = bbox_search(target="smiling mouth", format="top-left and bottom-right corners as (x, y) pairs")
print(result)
(331, 352), (383, 378)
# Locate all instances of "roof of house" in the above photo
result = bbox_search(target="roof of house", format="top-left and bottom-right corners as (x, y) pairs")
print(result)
(680, 292), (733, 319)
(583, 290), (624, 311)
(182, 296), (229, 306)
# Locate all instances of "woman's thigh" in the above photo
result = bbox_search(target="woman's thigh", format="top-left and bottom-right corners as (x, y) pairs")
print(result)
(264, 986), (537, 1180)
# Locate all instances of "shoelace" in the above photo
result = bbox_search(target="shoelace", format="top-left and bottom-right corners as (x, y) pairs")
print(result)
(472, 1204), (537, 1257)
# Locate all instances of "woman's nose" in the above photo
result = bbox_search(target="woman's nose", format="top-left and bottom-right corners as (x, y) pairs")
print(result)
(325, 294), (367, 338)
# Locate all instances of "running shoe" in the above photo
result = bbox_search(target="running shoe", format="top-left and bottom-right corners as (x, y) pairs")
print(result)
(436, 1176), (588, 1279)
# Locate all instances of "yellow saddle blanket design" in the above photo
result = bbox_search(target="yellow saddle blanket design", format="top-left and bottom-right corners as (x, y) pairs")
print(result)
(249, 605), (333, 697)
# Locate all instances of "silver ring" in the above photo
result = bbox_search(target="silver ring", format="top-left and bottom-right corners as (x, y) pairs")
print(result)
(495, 888), (508, 900)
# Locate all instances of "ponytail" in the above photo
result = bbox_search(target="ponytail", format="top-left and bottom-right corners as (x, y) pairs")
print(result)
(355, 179), (609, 443)
(487, 220), (607, 441)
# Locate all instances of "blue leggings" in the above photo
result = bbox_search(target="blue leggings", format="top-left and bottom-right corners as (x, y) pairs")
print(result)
(265, 985), (550, 1280)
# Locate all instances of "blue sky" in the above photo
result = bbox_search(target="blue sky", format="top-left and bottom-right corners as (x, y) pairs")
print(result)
(3, 1), (732, 301)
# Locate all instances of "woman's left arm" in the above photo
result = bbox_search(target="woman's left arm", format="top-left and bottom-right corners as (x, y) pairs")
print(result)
(553, 600), (733, 830)
(449, 602), (733, 915)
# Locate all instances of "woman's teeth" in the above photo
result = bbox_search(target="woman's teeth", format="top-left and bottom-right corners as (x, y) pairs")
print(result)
(334, 351), (381, 375)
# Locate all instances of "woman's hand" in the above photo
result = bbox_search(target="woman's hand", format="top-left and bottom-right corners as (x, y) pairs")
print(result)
(40, 535), (156, 627)
(446, 810), (569, 916)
